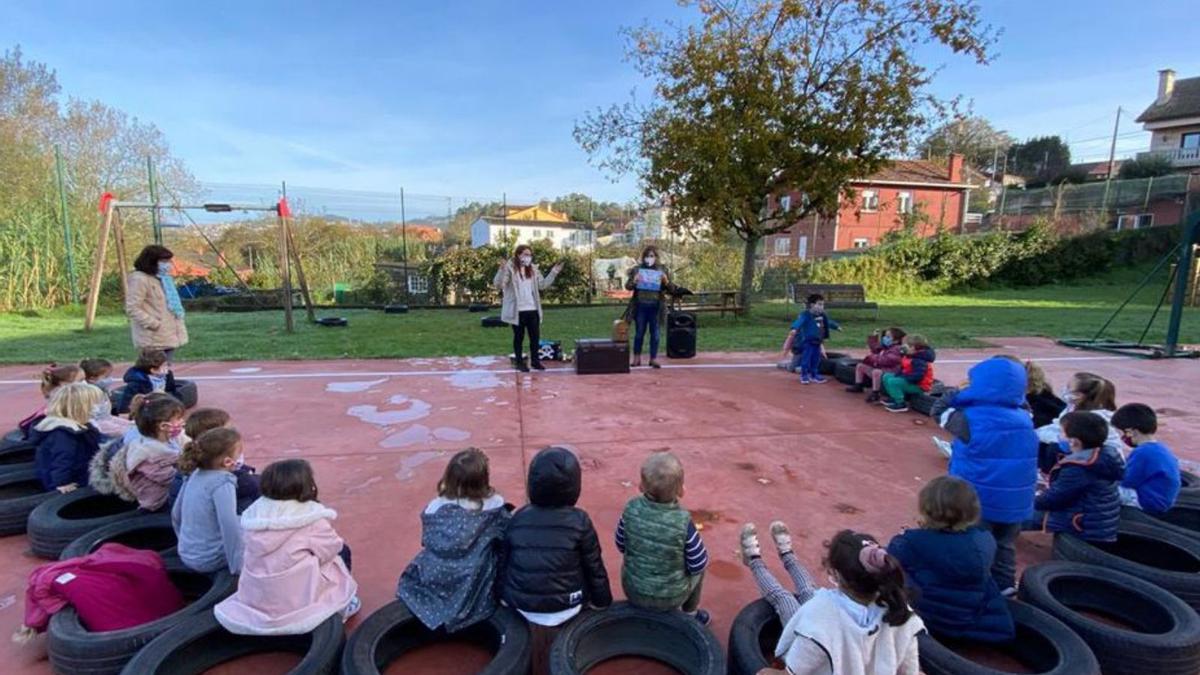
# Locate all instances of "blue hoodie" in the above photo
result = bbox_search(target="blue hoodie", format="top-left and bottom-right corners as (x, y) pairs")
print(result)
(944, 358), (1039, 524)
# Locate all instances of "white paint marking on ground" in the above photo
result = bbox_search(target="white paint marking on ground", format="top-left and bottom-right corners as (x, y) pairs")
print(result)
(0, 355), (1132, 386)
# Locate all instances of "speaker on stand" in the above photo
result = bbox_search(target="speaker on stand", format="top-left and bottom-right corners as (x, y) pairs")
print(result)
(666, 310), (697, 359)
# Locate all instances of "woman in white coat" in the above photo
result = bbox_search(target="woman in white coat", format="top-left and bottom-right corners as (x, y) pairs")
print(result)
(494, 245), (562, 372)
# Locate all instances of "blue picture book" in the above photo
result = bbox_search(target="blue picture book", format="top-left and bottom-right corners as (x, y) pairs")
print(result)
(634, 268), (664, 292)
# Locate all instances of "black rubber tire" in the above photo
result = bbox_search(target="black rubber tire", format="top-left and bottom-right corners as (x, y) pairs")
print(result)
(316, 317), (348, 327)
(918, 599), (1099, 675)
(0, 438), (36, 474)
(1121, 505), (1200, 543)
(2, 427), (28, 449)
(0, 467), (55, 536)
(48, 563), (238, 675)
(341, 600), (529, 675)
(1019, 561), (1200, 675)
(1052, 520), (1200, 610)
(1153, 499), (1200, 533)
(384, 304), (409, 314)
(119, 610), (343, 675)
(726, 599), (781, 675)
(1174, 489), (1200, 509)
(481, 315), (507, 328)
(174, 379), (199, 409)
(549, 602), (724, 675)
(817, 352), (848, 376)
(27, 487), (142, 559)
(1180, 469), (1199, 493)
(60, 512), (178, 560)
(468, 303), (491, 313)
(832, 358), (860, 385)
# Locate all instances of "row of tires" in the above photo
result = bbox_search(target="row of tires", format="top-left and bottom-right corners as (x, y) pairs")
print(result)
(823, 353), (947, 414)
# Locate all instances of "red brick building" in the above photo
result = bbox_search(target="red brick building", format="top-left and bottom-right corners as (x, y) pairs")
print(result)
(765, 154), (973, 260)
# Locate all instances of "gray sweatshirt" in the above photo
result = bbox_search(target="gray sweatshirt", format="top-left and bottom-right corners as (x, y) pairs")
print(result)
(172, 469), (242, 573)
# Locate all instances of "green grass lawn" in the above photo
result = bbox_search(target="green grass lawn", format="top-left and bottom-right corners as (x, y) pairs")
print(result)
(0, 264), (1194, 364)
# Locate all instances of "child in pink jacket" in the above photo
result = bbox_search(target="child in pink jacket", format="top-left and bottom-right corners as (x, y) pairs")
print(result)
(846, 327), (906, 403)
(110, 396), (186, 511)
(215, 459), (359, 635)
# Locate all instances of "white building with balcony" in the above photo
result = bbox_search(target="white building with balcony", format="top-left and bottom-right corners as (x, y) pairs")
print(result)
(470, 216), (595, 251)
(1136, 69), (1200, 169)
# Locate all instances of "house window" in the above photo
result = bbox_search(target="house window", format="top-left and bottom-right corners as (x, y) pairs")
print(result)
(897, 191), (913, 214)
(774, 237), (790, 255)
(1181, 132), (1200, 149)
(407, 275), (429, 294)
(797, 235), (808, 260)
(861, 190), (878, 212)
(532, 229), (542, 238)
(780, 195), (792, 212)
(852, 238), (870, 249)
(1117, 214), (1153, 230)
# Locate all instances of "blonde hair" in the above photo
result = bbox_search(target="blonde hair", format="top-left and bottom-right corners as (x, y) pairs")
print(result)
(907, 334), (930, 349)
(1024, 360), (1049, 395)
(47, 383), (107, 426)
(640, 451), (684, 503)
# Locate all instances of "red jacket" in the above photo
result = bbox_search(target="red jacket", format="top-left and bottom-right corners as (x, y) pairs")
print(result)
(899, 346), (937, 392)
(24, 544), (183, 632)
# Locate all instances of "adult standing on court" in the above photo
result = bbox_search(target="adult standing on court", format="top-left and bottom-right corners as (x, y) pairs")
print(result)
(495, 244), (562, 372)
(125, 245), (189, 361)
(623, 245), (674, 368)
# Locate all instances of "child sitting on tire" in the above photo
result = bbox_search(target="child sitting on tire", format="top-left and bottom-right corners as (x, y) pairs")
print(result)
(1030, 412), (1125, 543)
(397, 448), (509, 632)
(18, 364), (84, 439)
(109, 396), (186, 512)
(616, 451), (711, 624)
(1111, 403), (1181, 516)
(502, 446), (612, 675)
(738, 525), (924, 675)
(114, 349), (181, 415)
(79, 358), (115, 394)
(846, 327), (906, 403)
(172, 428), (244, 574)
(167, 408), (261, 513)
(888, 476), (1014, 643)
(880, 335), (936, 413)
(30, 383), (106, 493)
(215, 459), (359, 635)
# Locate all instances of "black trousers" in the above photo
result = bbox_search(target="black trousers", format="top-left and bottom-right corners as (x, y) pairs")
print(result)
(513, 310), (541, 363)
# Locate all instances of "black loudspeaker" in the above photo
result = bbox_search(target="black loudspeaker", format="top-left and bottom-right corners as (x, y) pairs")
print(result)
(667, 310), (697, 359)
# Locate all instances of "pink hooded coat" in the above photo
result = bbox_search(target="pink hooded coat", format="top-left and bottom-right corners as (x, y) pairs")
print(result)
(214, 497), (356, 636)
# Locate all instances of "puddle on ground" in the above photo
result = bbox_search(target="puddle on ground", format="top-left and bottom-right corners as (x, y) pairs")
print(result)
(380, 425), (472, 449)
(347, 400), (432, 426)
(326, 378), (388, 393)
(229, 367), (262, 373)
(395, 449), (447, 479)
(444, 371), (506, 390)
(467, 356), (498, 366)
(389, 394), (410, 404)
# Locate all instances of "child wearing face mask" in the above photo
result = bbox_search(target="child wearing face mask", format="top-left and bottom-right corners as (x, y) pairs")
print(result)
(79, 358), (116, 394)
(173, 427), (245, 574)
(167, 408), (261, 513)
(1111, 403), (1180, 515)
(115, 349), (181, 414)
(845, 327), (906, 402)
(1035, 372), (1121, 471)
(781, 294), (840, 385)
(109, 396), (186, 512)
(1028, 411), (1124, 542)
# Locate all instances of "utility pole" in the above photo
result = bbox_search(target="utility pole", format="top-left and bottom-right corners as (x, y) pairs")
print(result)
(55, 145), (79, 303)
(990, 145), (1000, 185)
(400, 187), (410, 304)
(147, 156), (161, 245)
(1102, 106), (1123, 212)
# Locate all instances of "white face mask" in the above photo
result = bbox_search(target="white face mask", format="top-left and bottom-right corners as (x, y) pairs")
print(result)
(644, 256), (656, 266)
(519, 255), (532, 267)
(157, 261), (173, 275)
(233, 454), (245, 470)
(91, 402), (111, 420)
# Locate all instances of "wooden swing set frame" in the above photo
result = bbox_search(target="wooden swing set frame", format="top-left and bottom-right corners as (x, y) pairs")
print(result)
(84, 196), (316, 334)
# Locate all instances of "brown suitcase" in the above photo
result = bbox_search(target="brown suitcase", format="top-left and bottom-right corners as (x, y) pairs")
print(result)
(575, 339), (630, 375)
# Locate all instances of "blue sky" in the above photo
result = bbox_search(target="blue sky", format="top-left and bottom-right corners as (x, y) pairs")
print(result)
(4, 0), (1198, 207)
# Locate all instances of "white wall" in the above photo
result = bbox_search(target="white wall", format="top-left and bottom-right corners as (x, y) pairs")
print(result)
(470, 220), (593, 251)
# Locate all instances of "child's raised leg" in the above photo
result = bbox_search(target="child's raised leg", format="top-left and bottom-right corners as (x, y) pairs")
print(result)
(771, 521), (817, 604)
(741, 523), (802, 623)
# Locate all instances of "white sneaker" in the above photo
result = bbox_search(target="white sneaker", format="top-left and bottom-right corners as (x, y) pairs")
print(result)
(1000, 586), (1017, 598)
(933, 436), (953, 459)
(770, 520), (793, 556)
(740, 523), (761, 564)
(342, 595), (362, 621)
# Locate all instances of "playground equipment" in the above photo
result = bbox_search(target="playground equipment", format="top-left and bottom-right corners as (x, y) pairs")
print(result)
(83, 190), (315, 333)
(1058, 210), (1199, 359)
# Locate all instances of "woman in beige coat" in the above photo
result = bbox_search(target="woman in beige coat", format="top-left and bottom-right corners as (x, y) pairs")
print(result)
(125, 245), (189, 360)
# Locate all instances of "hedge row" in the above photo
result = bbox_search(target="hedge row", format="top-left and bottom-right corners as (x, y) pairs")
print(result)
(763, 221), (1182, 299)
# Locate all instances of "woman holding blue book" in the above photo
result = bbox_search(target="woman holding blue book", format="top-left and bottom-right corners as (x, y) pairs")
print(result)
(623, 245), (674, 368)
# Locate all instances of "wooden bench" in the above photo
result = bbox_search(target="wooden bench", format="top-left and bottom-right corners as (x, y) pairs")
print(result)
(789, 283), (878, 319)
(670, 289), (744, 317)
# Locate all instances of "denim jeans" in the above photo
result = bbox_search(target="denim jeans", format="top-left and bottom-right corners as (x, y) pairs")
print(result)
(633, 301), (661, 358)
(798, 341), (822, 378)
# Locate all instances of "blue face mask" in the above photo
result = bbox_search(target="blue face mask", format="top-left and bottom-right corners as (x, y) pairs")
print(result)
(1057, 438), (1073, 454)
(157, 261), (173, 275)
(881, 335), (894, 347)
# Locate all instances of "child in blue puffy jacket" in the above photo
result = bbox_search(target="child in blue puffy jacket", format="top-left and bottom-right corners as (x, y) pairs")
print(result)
(1032, 411), (1125, 542)
(780, 293), (839, 384)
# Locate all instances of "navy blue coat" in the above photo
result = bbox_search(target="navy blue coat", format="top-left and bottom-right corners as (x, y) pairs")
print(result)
(888, 526), (1015, 642)
(946, 358), (1039, 524)
(115, 367), (177, 414)
(31, 422), (102, 491)
(1037, 444), (1125, 542)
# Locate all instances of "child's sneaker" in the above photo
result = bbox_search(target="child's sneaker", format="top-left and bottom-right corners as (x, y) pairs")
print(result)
(799, 375), (811, 385)
(885, 402), (909, 413)
(769, 520), (793, 556)
(342, 595), (362, 621)
(691, 609), (711, 626)
(739, 523), (761, 565)
(845, 383), (865, 393)
(932, 436), (953, 459)
(811, 375), (828, 384)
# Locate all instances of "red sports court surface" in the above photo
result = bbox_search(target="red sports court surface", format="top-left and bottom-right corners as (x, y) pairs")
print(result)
(0, 337), (1196, 674)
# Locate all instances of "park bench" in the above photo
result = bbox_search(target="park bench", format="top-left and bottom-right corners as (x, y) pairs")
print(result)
(789, 283), (878, 319)
(670, 289), (744, 317)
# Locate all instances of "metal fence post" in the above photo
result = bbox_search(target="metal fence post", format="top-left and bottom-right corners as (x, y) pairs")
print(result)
(54, 145), (79, 304)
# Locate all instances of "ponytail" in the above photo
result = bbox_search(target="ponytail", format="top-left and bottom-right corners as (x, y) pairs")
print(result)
(826, 530), (913, 627)
(178, 427), (241, 474)
(41, 364), (82, 397)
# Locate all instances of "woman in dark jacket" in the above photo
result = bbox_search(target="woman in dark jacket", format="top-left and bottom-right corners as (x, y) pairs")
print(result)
(623, 245), (674, 368)
(503, 446), (611, 675)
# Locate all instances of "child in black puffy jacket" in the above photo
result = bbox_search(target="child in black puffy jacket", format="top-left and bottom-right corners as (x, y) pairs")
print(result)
(502, 445), (611, 675)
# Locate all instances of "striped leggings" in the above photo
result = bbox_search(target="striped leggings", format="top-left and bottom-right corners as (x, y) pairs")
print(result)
(749, 551), (818, 625)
